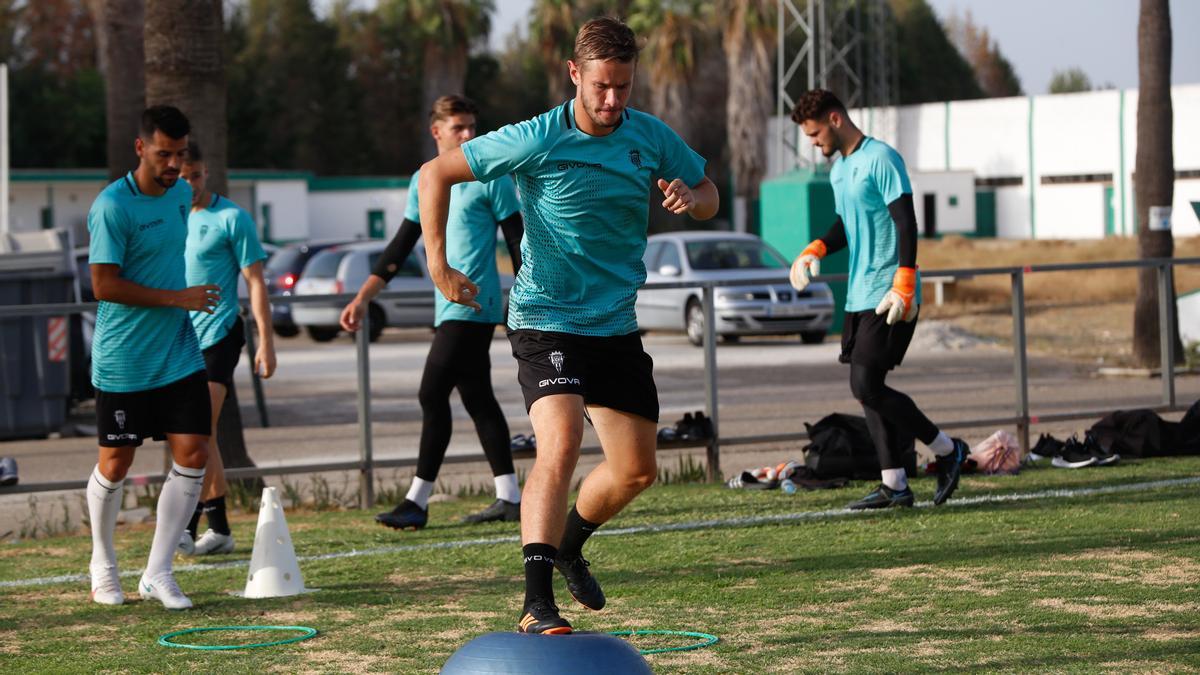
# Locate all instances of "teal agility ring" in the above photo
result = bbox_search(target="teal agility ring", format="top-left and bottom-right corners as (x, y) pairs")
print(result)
(607, 629), (720, 655)
(158, 625), (318, 650)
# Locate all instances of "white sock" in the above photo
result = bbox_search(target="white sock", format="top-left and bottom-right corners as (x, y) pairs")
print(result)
(881, 468), (908, 491)
(87, 465), (124, 569)
(406, 477), (435, 510)
(494, 473), (521, 503)
(144, 463), (204, 578)
(928, 432), (955, 456)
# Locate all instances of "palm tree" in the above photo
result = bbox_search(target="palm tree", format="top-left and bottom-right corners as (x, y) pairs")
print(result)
(1132, 0), (1178, 367)
(143, 0), (227, 194)
(86, 0), (144, 181)
(388, 0), (492, 158)
(720, 0), (774, 232)
(530, 0), (575, 106)
(628, 0), (710, 142)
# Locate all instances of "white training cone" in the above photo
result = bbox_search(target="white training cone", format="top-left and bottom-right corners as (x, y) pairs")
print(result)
(243, 486), (308, 598)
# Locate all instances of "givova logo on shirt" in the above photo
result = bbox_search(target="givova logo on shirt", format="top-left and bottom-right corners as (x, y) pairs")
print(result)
(557, 160), (602, 171)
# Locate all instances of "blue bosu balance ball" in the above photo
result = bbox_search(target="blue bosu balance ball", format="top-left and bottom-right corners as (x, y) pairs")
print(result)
(441, 631), (653, 674)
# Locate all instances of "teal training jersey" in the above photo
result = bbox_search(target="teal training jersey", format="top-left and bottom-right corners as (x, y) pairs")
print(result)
(830, 137), (923, 312)
(462, 100), (706, 336)
(185, 193), (268, 349)
(88, 173), (204, 392)
(406, 168), (520, 326)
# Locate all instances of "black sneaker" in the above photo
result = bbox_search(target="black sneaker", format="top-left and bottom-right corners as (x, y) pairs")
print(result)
(847, 484), (915, 510)
(1029, 433), (1064, 461)
(461, 499), (521, 524)
(517, 598), (573, 634)
(934, 438), (971, 505)
(1052, 436), (1098, 469)
(1083, 433), (1120, 466)
(555, 555), (606, 610)
(375, 499), (428, 530)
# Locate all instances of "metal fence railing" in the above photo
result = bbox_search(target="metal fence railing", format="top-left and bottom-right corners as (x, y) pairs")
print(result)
(1, 256), (1195, 505)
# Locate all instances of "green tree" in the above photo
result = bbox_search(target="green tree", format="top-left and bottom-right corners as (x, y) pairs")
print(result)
(1133, 0), (1178, 367)
(628, 0), (710, 142)
(86, 0), (143, 179)
(889, 0), (982, 103)
(1048, 67), (1092, 94)
(719, 0), (773, 232)
(945, 9), (1022, 98)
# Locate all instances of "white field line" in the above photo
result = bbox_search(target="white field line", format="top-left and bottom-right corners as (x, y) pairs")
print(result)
(3, 475), (1197, 590)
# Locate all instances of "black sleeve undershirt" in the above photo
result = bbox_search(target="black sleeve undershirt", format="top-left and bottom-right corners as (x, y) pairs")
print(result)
(886, 193), (918, 268)
(370, 218), (421, 282)
(497, 212), (524, 275)
(818, 216), (847, 255)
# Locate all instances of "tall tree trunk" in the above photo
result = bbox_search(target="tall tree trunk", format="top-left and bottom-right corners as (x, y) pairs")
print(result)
(724, 2), (773, 233)
(86, 0), (144, 182)
(144, 0), (228, 195)
(420, 42), (467, 159)
(1132, 0), (1177, 367)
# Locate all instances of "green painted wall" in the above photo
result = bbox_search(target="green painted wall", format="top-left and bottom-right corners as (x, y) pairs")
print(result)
(759, 169), (846, 334)
(974, 191), (996, 238)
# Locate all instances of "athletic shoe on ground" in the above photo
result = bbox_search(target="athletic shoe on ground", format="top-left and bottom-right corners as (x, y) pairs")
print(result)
(1052, 436), (1098, 469)
(555, 555), (606, 610)
(375, 499), (428, 530)
(847, 484), (915, 510)
(934, 438), (971, 505)
(517, 598), (572, 634)
(461, 499), (520, 524)
(176, 532), (195, 556)
(1084, 433), (1120, 466)
(0, 456), (17, 486)
(1029, 433), (1064, 461)
(192, 529), (235, 555)
(138, 572), (192, 610)
(89, 563), (124, 605)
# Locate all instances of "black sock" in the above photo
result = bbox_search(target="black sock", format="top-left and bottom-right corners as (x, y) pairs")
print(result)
(522, 543), (557, 608)
(186, 503), (202, 539)
(204, 496), (230, 536)
(558, 505), (601, 560)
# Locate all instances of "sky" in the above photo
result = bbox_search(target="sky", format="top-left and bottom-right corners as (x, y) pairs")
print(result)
(489, 0), (1200, 95)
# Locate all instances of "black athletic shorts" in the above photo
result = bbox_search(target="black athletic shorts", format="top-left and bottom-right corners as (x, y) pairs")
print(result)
(95, 370), (211, 447)
(839, 307), (920, 371)
(203, 318), (245, 386)
(507, 329), (659, 423)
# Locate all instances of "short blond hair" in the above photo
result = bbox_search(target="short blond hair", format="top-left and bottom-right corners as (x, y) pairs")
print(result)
(429, 95), (478, 124)
(573, 16), (639, 64)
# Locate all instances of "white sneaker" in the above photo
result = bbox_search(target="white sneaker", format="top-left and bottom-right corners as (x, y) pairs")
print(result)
(89, 563), (124, 605)
(177, 532), (195, 556)
(138, 572), (193, 610)
(192, 529), (234, 555)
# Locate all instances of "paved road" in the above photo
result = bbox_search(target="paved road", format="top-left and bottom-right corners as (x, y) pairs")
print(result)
(3, 324), (1196, 534)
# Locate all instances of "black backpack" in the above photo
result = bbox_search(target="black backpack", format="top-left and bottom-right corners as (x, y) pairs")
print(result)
(802, 413), (917, 480)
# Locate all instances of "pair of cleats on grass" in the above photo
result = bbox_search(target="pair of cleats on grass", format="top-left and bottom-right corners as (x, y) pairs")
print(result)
(375, 498), (521, 530)
(90, 565), (195, 610)
(848, 437), (970, 510)
(519, 555), (605, 635)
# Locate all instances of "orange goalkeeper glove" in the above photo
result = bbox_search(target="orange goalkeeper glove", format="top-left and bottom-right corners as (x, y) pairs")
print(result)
(789, 240), (827, 291)
(875, 266), (918, 325)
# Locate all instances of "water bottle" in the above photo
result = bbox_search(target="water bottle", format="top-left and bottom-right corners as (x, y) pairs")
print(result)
(780, 478), (796, 495)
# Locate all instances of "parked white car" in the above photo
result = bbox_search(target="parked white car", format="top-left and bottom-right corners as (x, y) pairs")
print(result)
(636, 231), (836, 346)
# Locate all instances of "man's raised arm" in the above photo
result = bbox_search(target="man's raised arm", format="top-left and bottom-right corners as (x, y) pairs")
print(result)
(418, 146), (482, 311)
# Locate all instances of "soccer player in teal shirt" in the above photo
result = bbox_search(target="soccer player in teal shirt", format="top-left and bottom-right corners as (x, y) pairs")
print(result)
(178, 141), (275, 557)
(788, 89), (970, 511)
(340, 95), (525, 530)
(418, 17), (719, 634)
(85, 106), (220, 610)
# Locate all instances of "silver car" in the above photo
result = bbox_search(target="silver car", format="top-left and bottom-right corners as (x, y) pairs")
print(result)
(636, 231), (835, 346)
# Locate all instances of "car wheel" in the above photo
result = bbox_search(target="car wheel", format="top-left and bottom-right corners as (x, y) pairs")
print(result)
(367, 304), (385, 343)
(274, 323), (300, 338)
(685, 299), (705, 347)
(800, 330), (826, 345)
(307, 326), (339, 342)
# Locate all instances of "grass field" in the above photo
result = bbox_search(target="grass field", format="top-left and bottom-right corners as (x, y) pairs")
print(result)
(2, 457), (1200, 673)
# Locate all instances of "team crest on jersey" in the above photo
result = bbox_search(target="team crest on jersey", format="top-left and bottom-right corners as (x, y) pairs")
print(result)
(199, 224), (209, 238)
(549, 351), (564, 373)
(629, 149), (642, 169)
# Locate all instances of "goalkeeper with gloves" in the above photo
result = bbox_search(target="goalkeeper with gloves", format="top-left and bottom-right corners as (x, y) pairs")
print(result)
(788, 89), (969, 510)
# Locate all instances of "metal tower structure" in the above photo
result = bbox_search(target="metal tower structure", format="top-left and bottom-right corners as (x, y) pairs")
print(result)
(776, 0), (896, 170)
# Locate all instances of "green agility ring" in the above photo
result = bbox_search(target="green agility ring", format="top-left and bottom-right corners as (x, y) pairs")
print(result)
(158, 625), (318, 650)
(607, 629), (720, 655)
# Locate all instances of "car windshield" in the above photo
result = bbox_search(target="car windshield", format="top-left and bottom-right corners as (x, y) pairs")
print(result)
(685, 239), (789, 270)
(303, 249), (350, 279)
(266, 248), (305, 275)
